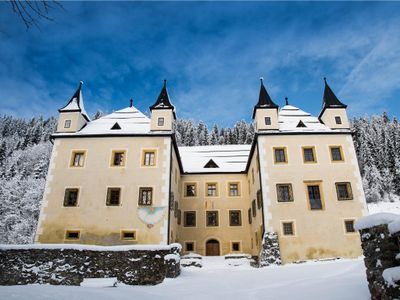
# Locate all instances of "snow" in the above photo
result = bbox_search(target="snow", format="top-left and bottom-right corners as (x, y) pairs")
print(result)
(382, 266), (400, 287)
(54, 106), (151, 136)
(80, 278), (118, 288)
(178, 145), (251, 173)
(0, 243), (177, 252)
(0, 257), (369, 300)
(354, 213), (399, 231)
(368, 201), (400, 215)
(164, 254), (180, 262)
(278, 105), (336, 133)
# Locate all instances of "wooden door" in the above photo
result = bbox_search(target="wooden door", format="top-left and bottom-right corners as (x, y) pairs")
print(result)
(206, 239), (220, 256)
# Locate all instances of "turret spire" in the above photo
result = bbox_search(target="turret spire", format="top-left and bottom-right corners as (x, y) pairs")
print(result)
(252, 77), (278, 119)
(285, 97), (289, 106)
(149, 79), (174, 110)
(58, 81), (90, 121)
(322, 77), (347, 109)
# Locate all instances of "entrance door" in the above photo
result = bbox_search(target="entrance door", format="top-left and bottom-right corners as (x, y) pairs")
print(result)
(206, 239), (220, 256)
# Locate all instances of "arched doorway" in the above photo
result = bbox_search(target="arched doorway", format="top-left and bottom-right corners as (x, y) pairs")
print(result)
(205, 239), (220, 256)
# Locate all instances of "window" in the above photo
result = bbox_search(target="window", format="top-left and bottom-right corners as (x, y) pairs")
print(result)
(252, 200), (257, 217)
(257, 190), (262, 209)
(65, 230), (80, 240)
(282, 222), (294, 236)
(335, 116), (342, 124)
(206, 211), (219, 227)
(265, 117), (271, 125)
(169, 192), (174, 210)
(307, 184), (323, 210)
(175, 168), (178, 184)
(174, 201), (178, 217)
(138, 187), (152, 206)
(70, 151), (85, 167)
(185, 242), (194, 252)
(345, 220), (355, 233)
(248, 208), (252, 224)
(229, 183), (239, 196)
(63, 188), (79, 207)
(158, 117), (165, 126)
(231, 242), (241, 252)
(302, 147), (316, 163)
(330, 146), (344, 162)
(274, 147), (287, 163)
(177, 209), (182, 225)
(184, 183), (197, 197)
(276, 184), (294, 202)
(111, 151), (125, 166)
(336, 182), (353, 200)
(64, 119), (71, 128)
(206, 183), (218, 197)
(143, 150), (156, 166)
(106, 188), (121, 206)
(121, 230), (136, 240)
(229, 210), (242, 226)
(252, 168), (255, 184)
(184, 211), (196, 227)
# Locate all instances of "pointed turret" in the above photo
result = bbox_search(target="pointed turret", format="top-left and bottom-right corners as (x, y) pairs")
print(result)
(319, 78), (349, 129)
(56, 81), (90, 133)
(150, 80), (176, 131)
(252, 78), (279, 131)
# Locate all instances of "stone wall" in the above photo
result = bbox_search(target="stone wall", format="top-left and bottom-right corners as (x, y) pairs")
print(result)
(358, 224), (400, 299)
(0, 243), (181, 286)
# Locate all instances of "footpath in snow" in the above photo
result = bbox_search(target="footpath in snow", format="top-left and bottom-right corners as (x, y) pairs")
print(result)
(0, 257), (369, 300)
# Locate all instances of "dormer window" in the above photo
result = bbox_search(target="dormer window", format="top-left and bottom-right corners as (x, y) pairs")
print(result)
(335, 116), (342, 125)
(204, 159), (219, 168)
(158, 117), (165, 126)
(64, 120), (71, 128)
(111, 122), (121, 130)
(297, 120), (306, 128)
(264, 117), (271, 125)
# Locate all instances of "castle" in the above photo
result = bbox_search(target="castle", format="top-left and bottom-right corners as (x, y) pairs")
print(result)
(35, 78), (368, 263)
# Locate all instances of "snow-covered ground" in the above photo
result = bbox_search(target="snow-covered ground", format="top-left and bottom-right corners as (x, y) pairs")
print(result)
(0, 257), (369, 300)
(368, 201), (400, 215)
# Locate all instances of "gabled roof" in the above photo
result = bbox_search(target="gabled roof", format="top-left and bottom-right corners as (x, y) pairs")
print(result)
(278, 105), (331, 133)
(59, 81), (90, 121)
(252, 78), (279, 119)
(150, 80), (175, 111)
(178, 145), (251, 173)
(321, 78), (347, 110)
(67, 106), (151, 135)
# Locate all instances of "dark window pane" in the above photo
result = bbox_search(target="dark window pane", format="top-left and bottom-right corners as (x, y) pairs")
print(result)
(336, 183), (352, 200)
(257, 190), (262, 209)
(158, 117), (164, 126)
(345, 220), (355, 233)
(335, 116), (342, 124)
(64, 189), (78, 207)
(308, 185), (322, 210)
(331, 147), (343, 161)
(230, 183), (239, 196)
(275, 149), (286, 163)
(66, 231), (79, 239)
(186, 184), (196, 197)
(184, 212), (196, 227)
(107, 188), (120, 206)
(252, 200), (257, 217)
(186, 242), (194, 252)
(283, 222), (294, 235)
(232, 242), (240, 251)
(139, 188), (152, 206)
(122, 231), (135, 239)
(265, 117), (271, 125)
(248, 208), (252, 224)
(207, 184), (217, 196)
(206, 211), (219, 227)
(277, 184), (293, 202)
(113, 152), (125, 166)
(303, 148), (315, 162)
(230, 211), (242, 226)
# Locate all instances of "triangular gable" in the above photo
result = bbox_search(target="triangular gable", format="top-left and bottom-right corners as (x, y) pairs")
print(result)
(296, 120), (306, 128)
(111, 122), (121, 130)
(204, 159), (219, 168)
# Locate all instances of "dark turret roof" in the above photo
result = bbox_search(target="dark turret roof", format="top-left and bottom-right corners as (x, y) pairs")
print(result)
(58, 81), (90, 121)
(150, 80), (175, 110)
(252, 78), (278, 119)
(322, 78), (347, 109)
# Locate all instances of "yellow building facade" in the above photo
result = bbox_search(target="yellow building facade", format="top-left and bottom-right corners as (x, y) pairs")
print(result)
(35, 78), (368, 263)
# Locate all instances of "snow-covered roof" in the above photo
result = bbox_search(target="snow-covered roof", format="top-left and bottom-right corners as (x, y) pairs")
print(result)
(278, 105), (331, 133)
(59, 82), (90, 121)
(178, 145), (251, 173)
(69, 106), (151, 135)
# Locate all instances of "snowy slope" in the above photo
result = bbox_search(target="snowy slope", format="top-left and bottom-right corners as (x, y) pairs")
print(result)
(0, 258), (369, 300)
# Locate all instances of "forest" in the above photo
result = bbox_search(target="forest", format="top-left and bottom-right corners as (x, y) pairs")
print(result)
(0, 113), (399, 244)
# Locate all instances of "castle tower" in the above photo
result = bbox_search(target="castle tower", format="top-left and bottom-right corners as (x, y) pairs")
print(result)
(56, 81), (90, 133)
(150, 80), (176, 131)
(318, 78), (349, 129)
(252, 78), (279, 131)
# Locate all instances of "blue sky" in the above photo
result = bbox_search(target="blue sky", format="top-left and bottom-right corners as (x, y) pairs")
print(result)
(0, 2), (399, 127)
